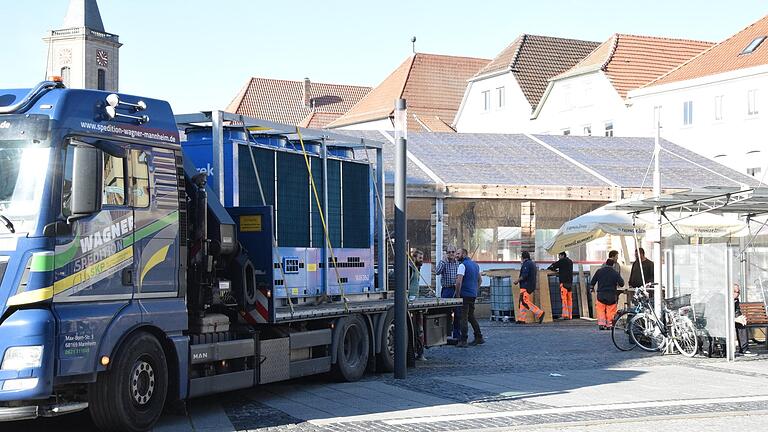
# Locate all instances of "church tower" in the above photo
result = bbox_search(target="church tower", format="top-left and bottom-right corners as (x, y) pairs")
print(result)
(44, 0), (121, 91)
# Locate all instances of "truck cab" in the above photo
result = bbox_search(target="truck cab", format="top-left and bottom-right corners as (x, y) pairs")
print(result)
(0, 81), (188, 427)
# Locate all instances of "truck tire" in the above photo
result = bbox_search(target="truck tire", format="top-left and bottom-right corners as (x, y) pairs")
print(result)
(377, 309), (396, 372)
(334, 315), (370, 382)
(89, 332), (168, 432)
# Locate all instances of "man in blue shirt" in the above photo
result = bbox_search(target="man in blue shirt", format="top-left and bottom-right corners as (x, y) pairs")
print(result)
(436, 245), (461, 340)
(514, 251), (545, 324)
(455, 248), (484, 348)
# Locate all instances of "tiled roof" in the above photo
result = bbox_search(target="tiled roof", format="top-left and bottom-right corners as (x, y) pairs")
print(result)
(474, 35), (601, 108)
(646, 15), (768, 87)
(326, 53), (489, 131)
(555, 34), (713, 99)
(413, 114), (456, 132)
(226, 78), (371, 127)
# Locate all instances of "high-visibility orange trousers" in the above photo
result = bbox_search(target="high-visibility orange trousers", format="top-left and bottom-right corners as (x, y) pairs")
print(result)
(518, 289), (543, 322)
(596, 300), (618, 327)
(560, 284), (573, 320)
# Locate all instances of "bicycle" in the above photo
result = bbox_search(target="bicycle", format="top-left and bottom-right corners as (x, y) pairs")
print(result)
(612, 283), (656, 351)
(628, 286), (699, 357)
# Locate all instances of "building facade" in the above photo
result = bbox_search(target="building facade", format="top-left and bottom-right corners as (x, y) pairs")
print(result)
(627, 15), (768, 175)
(532, 34), (712, 137)
(453, 34), (600, 133)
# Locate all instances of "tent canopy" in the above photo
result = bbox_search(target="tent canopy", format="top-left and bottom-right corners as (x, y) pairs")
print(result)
(543, 202), (748, 254)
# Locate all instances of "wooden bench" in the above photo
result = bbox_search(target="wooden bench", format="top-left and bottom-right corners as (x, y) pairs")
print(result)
(740, 302), (768, 349)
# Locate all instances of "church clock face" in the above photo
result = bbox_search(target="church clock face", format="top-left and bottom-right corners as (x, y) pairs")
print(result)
(96, 50), (109, 67)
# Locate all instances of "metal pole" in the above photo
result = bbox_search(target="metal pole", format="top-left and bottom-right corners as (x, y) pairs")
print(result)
(212, 110), (226, 204)
(377, 147), (387, 293)
(435, 198), (444, 297)
(653, 107), (661, 198)
(726, 247), (736, 362)
(653, 210), (663, 316)
(322, 140), (330, 295)
(394, 99), (408, 379)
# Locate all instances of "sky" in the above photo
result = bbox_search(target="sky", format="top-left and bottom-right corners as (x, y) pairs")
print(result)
(0, 1), (766, 114)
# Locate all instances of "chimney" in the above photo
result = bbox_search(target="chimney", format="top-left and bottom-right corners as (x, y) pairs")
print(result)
(303, 77), (311, 108)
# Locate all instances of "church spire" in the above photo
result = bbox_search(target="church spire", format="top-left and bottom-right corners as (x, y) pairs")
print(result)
(62, 0), (105, 32)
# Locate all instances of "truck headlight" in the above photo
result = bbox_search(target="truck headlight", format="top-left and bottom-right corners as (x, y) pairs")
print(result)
(2, 378), (39, 391)
(1, 346), (43, 370)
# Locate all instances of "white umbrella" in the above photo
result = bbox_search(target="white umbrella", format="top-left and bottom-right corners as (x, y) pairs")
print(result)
(544, 204), (748, 254)
(543, 204), (647, 254)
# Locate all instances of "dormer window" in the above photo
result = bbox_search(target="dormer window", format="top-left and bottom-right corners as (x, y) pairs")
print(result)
(741, 36), (767, 55)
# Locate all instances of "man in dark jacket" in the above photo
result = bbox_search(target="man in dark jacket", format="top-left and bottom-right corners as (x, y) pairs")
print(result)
(514, 251), (545, 324)
(548, 251), (574, 320)
(734, 283), (756, 356)
(628, 248), (654, 288)
(589, 258), (625, 330)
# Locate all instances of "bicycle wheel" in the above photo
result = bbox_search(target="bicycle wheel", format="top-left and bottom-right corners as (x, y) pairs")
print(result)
(629, 312), (665, 352)
(611, 310), (636, 351)
(671, 315), (699, 357)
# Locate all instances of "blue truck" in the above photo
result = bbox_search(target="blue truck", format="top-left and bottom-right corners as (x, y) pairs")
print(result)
(0, 80), (459, 431)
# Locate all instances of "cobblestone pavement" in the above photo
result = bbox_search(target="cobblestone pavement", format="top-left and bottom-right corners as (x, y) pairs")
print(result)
(5, 320), (768, 431)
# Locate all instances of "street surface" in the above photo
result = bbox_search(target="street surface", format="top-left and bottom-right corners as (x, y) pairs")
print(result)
(6, 320), (768, 431)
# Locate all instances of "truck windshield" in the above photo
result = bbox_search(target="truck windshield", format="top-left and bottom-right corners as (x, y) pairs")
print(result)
(0, 143), (50, 234)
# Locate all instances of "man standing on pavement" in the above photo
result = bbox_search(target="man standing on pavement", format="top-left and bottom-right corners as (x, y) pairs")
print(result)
(436, 245), (461, 341)
(408, 250), (424, 300)
(548, 251), (574, 320)
(454, 248), (484, 348)
(629, 247), (654, 288)
(589, 258), (625, 330)
(514, 251), (545, 324)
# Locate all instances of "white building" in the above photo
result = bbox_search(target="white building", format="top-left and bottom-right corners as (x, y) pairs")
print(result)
(627, 15), (768, 176)
(532, 34), (712, 138)
(44, 0), (121, 92)
(453, 34), (599, 133)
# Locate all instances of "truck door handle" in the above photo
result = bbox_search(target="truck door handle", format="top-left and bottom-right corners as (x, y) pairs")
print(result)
(122, 268), (133, 286)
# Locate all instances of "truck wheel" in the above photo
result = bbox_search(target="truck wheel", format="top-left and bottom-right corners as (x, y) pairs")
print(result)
(334, 315), (370, 382)
(89, 332), (168, 432)
(377, 309), (396, 372)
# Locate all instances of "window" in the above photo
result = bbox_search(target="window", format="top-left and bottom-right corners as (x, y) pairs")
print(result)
(748, 89), (759, 116)
(60, 67), (70, 87)
(482, 90), (490, 112)
(583, 125), (592, 136)
(604, 122), (614, 137)
(562, 129), (571, 136)
(714, 95), (724, 121)
(683, 101), (693, 125)
(130, 150), (150, 208)
(741, 36), (767, 55)
(496, 87), (505, 108)
(103, 152), (126, 206)
(747, 167), (762, 177)
(97, 69), (106, 91)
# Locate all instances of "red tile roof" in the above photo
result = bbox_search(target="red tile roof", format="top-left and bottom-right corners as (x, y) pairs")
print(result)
(326, 53), (489, 131)
(474, 34), (600, 108)
(226, 78), (371, 127)
(646, 15), (768, 87)
(555, 34), (713, 99)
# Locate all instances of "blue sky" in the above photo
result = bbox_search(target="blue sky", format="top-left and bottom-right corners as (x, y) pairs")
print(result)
(0, 1), (765, 113)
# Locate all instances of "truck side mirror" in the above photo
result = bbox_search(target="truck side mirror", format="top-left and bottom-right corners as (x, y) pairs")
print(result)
(70, 146), (101, 219)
